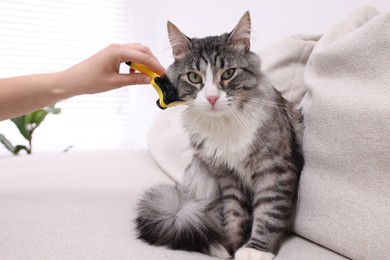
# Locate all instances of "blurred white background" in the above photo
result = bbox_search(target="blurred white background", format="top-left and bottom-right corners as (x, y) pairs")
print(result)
(0, 0), (389, 155)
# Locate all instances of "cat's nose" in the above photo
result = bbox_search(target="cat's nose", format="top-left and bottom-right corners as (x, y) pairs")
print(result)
(206, 96), (219, 106)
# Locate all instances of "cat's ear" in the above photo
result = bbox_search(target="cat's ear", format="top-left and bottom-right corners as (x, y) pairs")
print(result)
(167, 21), (191, 59)
(228, 11), (251, 52)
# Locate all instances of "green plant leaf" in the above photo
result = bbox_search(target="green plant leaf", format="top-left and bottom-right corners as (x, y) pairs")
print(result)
(45, 104), (61, 114)
(6, 104), (61, 155)
(0, 134), (29, 155)
(25, 104), (61, 133)
(11, 116), (31, 141)
(14, 145), (30, 155)
(32, 110), (49, 129)
(0, 133), (15, 153)
(25, 109), (48, 126)
(24, 111), (35, 125)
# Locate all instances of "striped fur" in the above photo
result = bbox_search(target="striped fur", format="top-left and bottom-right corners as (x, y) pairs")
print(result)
(135, 11), (304, 259)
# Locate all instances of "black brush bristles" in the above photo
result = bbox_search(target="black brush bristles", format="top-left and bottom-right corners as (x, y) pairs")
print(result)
(154, 75), (183, 109)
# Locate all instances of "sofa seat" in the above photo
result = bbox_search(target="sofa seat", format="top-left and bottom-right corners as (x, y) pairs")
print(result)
(0, 150), (347, 260)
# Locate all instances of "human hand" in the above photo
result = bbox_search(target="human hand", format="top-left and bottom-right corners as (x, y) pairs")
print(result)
(63, 43), (166, 95)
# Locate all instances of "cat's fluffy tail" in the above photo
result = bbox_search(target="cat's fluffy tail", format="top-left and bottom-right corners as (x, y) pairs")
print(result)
(135, 184), (230, 258)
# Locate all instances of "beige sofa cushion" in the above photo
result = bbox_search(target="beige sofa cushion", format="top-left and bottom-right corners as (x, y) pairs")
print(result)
(294, 6), (390, 260)
(260, 34), (319, 107)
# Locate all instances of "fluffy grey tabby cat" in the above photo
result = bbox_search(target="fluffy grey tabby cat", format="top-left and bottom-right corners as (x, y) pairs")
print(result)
(136, 11), (304, 260)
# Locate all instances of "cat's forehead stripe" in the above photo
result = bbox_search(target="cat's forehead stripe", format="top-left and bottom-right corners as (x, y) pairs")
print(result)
(199, 57), (208, 71)
(192, 53), (227, 73)
(211, 53), (225, 68)
(217, 56), (225, 68)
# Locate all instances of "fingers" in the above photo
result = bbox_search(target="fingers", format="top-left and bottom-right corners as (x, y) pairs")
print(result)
(116, 73), (151, 87)
(128, 43), (159, 63)
(119, 43), (166, 75)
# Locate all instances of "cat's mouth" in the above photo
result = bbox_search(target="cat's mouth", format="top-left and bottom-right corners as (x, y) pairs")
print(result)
(205, 105), (230, 117)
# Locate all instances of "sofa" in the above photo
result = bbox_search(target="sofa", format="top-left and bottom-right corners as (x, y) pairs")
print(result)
(1, 6), (389, 260)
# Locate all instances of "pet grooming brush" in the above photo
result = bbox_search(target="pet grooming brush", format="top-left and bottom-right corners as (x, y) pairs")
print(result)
(125, 61), (184, 109)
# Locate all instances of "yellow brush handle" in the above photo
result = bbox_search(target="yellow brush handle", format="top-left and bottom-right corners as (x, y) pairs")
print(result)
(151, 79), (168, 108)
(127, 61), (169, 108)
(128, 61), (159, 79)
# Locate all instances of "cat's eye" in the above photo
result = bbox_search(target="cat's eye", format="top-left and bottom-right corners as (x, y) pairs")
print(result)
(221, 68), (236, 80)
(187, 72), (202, 84)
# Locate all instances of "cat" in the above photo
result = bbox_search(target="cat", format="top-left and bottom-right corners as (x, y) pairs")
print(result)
(135, 11), (304, 260)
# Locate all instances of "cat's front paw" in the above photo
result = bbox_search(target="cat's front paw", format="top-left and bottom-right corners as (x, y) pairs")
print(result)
(235, 247), (275, 260)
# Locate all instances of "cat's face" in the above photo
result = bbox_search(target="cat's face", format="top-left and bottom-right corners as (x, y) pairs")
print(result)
(167, 12), (262, 117)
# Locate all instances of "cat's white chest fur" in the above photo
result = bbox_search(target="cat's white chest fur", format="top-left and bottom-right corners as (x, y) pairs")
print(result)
(203, 119), (253, 169)
(186, 108), (263, 173)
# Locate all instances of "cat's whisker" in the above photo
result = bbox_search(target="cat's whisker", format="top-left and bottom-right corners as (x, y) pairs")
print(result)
(234, 97), (291, 111)
(230, 100), (271, 120)
(237, 96), (286, 107)
(228, 106), (250, 131)
(229, 107), (261, 142)
(237, 95), (285, 104)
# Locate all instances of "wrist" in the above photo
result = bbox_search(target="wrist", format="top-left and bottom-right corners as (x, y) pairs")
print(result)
(52, 68), (83, 100)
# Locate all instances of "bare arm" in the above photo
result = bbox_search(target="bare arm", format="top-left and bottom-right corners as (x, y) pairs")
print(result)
(0, 43), (165, 121)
